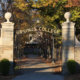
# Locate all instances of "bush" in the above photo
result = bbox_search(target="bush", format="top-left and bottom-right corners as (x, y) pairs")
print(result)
(0, 59), (10, 75)
(67, 60), (76, 74)
(24, 52), (29, 55)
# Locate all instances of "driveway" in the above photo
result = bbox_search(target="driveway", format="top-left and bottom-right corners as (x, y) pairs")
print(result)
(12, 54), (64, 80)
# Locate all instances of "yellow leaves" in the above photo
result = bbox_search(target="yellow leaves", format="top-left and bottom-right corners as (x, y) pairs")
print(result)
(70, 8), (80, 21)
(58, 41), (62, 44)
(41, 0), (53, 7)
(14, 0), (28, 11)
(60, 21), (64, 24)
(32, 4), (36, 7)
(16, 13), (24, 19)
(20, 3), (25, 7)
(52, 15), (59, 20)
(32, 0), (54, 8)
(53, 2), (56, 7)
(14, 11), (27, 20)
(44, 15), (59, 22)
(32, 0), (67, 10)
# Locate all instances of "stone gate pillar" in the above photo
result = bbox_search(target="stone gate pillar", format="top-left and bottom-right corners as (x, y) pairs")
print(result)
(0, 12), (14, 63)
(62, 12), (75, 74)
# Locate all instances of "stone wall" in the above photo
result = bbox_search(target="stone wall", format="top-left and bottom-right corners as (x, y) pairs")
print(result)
(75, 47), (80, 64)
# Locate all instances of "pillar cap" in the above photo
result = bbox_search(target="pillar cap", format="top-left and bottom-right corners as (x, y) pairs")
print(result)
(64, 12), (71, 23)
(4, 12), (12, 23)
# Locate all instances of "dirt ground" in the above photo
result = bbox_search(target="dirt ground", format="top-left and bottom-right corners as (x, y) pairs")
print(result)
(0, 71), (21, 80)
(1, 74), (80, 80)
(0, 75), (16, 80)
(64, 74), (80, 80)
(0, 67), (21, 80)
(0, 57), (80, 80)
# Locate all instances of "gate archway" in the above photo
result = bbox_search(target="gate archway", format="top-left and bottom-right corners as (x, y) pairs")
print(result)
(14, 27), (55, 61)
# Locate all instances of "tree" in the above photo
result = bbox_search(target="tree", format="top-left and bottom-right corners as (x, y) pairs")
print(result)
(6, 0), (80, 58)
(32, 0), (80, 61)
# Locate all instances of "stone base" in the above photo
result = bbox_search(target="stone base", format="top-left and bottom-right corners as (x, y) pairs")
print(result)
(75, 47), (80, 64)
(0, 45), (13, 61)
(62, 46), (75, 74)
(62, 63), (69, 75)
(62, 46), (74, 63)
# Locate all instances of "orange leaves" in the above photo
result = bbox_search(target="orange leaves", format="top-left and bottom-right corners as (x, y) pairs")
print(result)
(16, 13), (25, 20)
(20, 22), (29, 29)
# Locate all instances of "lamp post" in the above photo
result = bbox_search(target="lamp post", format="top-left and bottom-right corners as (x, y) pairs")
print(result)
(36, 19), (40, 23)
(36, 19), (40, 29)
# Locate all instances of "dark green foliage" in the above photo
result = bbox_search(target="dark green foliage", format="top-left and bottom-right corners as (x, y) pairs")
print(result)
(0, 59), (10, 75)
(67, 60), (76, 74)
(13, 60), (16, 68)
(24, 52), (29, 55)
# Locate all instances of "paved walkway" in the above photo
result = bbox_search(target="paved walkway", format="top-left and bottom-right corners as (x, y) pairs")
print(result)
(13, 54), (64, 80)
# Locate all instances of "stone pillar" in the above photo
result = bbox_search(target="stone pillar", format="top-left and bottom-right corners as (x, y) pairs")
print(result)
(0, 12), (14, 63)
(62, 12), (75, 74)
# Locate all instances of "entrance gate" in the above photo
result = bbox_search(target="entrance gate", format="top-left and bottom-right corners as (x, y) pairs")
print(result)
(0, 12), (63, 73)
(14, 24), (55, 61)
(1, 12), (80, 74)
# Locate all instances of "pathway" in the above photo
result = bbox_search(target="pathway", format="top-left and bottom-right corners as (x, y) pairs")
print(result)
(12, 54), (64, 80)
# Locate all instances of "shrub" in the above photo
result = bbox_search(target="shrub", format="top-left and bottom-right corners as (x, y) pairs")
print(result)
(67, 60), (76, 74)
(0, 59), (10, 75)
(24, 52), (29, 55)
(14, 66), (20, 70)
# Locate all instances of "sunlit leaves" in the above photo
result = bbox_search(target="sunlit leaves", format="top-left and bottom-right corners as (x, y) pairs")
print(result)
(70, 7), (80, 21)
(14, 0), (29, 11)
